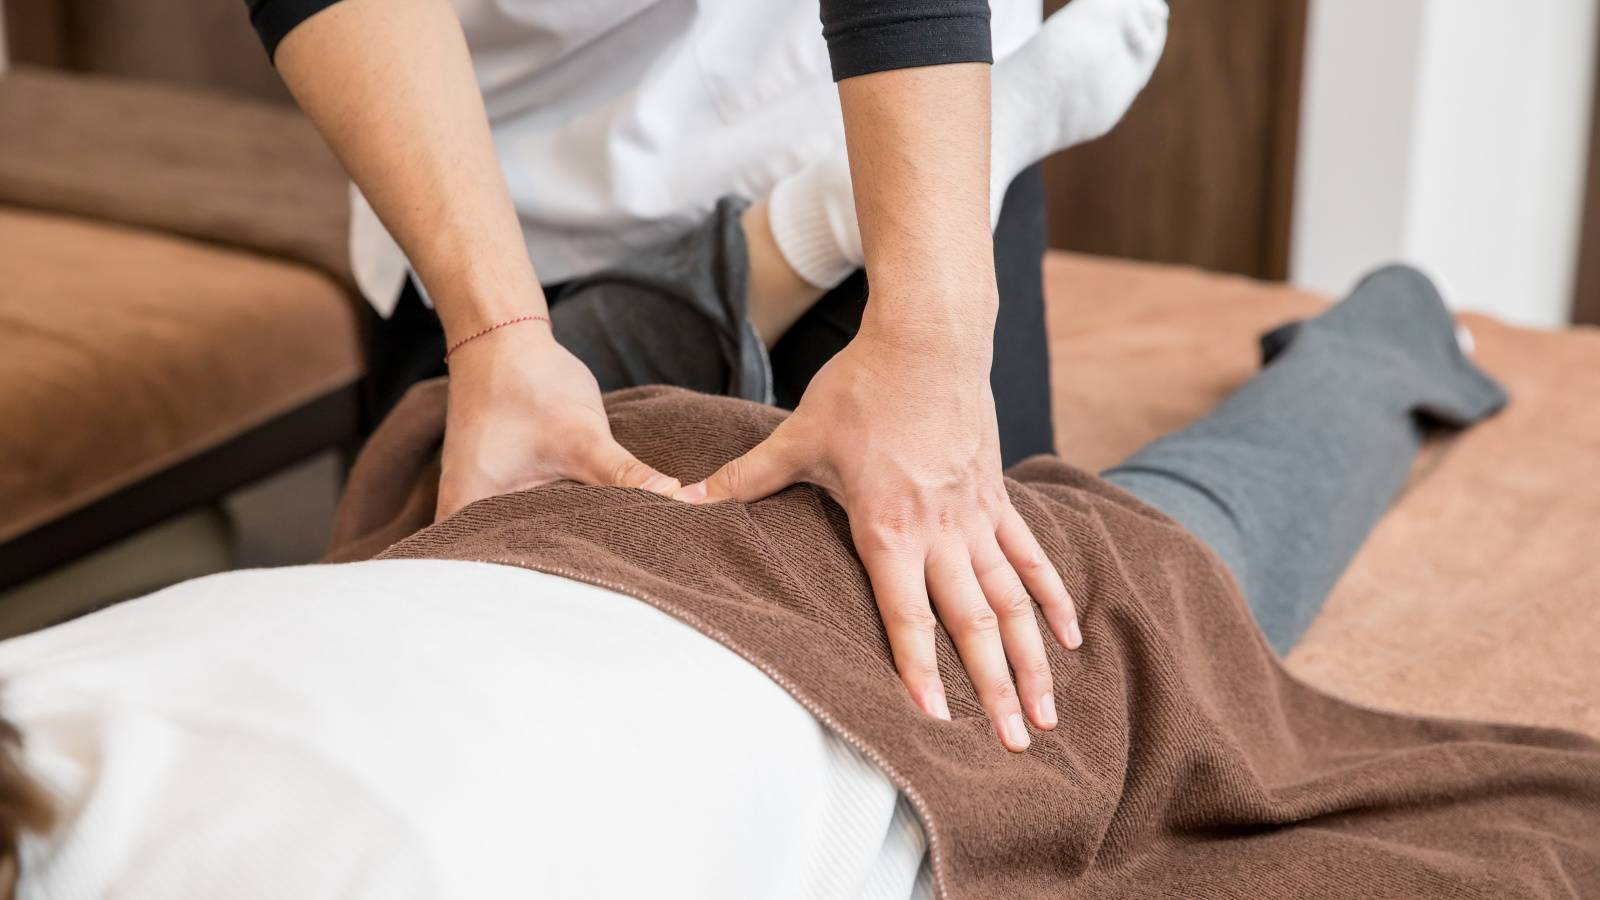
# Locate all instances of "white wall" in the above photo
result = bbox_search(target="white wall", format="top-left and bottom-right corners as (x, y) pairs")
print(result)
(1291, 0), (1599, 327)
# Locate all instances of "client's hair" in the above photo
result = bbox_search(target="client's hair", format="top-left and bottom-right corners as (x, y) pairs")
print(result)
(0, 716), (53, 896)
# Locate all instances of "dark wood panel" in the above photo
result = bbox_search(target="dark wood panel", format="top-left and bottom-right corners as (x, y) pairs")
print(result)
(1570, 12), (1600, 326)
(5, 0), (290, 104)
(4, 0), (65, 67)
(1041, 0), (1309, 280)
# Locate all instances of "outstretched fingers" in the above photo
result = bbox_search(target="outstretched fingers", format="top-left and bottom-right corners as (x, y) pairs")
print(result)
(858, 534), (951, 721)
(971, 534), (1058, 733)
(927, 544), (1032, 752)
(997, 504), (1081, 650)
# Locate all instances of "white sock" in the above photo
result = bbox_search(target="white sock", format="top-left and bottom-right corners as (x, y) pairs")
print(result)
(768, 0), (1169, 290)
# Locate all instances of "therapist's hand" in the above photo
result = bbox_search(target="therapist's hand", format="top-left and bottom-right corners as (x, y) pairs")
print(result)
(675, 308), (1082, 753)
(436, 326), (681, 521)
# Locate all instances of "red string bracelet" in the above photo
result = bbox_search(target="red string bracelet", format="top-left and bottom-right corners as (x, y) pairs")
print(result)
(444, 315), (551, 362)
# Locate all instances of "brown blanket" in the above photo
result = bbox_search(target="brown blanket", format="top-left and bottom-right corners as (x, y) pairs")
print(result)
(330, 382), (1600, 899)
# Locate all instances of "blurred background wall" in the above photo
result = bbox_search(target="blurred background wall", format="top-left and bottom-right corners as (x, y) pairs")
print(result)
(1292, 0), (1600, 328)
(1041, 0), (1308, 282)
(1043, 0), (1600, 329)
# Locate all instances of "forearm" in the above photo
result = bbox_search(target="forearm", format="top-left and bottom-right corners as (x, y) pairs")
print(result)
(815, 0), (997, 347)
(271, 0), (541, 342)
(838, 63), (998, 348)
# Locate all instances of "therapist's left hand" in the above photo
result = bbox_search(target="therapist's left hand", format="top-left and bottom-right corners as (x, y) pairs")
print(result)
(437, 324), (682, 521)
(674, 308), (1081, 753)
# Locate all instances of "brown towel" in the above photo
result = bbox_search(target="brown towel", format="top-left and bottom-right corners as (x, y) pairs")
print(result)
(330, 382), (1600, 899)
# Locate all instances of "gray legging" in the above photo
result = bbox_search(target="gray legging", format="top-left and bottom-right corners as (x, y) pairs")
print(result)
(547, 205), (1508, 655)
(1102, 265), (1506, 652)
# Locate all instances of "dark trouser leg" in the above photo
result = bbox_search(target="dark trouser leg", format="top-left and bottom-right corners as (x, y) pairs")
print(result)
(769, 164), (1057, 467)
(360, 281), (447, 431)
(1101, 266), (1508, 655)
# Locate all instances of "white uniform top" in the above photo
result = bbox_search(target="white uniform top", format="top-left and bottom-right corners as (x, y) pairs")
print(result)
(352, 0), (1042, 314)
(4, 560), (932, 899)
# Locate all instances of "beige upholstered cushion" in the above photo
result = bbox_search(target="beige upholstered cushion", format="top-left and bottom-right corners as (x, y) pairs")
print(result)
(0, 208), (360, 543)
(0, 65), (359, 547)
(0, 67), (352, 290)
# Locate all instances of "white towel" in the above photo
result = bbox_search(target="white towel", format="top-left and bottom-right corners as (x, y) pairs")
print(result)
(1, 560), (930, 899)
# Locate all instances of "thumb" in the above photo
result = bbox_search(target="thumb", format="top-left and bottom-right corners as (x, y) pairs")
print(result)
(586, 438), (681, 496)
(434, 471), (481, 523)
(676, 431), (800, 504)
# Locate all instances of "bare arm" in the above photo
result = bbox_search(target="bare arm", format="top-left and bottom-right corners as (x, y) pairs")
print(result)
(841, 64), (998, 352)
(275, 0), (535, 340)
(273, 0), (679, 517)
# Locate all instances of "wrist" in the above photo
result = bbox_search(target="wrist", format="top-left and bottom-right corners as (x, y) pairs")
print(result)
(860, 278), (998, 355)
(418, 254), (549, 346)
(445, 313), (554, 362)
(441, 312), (559, 370)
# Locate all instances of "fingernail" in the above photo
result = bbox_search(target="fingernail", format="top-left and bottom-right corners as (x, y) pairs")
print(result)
(1004, 713), (1030, 751)
(927, 691), (951, 721)
(674, 482), (708, 503)
(1066, 618), (1083, 650)
(1039, 693), (1057, 728)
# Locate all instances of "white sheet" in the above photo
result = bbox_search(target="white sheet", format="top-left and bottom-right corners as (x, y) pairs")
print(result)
(0, 559), (931, 899)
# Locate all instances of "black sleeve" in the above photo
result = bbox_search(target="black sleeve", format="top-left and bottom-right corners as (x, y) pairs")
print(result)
(818, 0), (992, 82)
(246, 0), (346, 62)
(248, 0), (989, 81)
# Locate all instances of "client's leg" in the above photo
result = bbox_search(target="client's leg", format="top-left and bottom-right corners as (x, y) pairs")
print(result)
(1101, 267), (1507, 654)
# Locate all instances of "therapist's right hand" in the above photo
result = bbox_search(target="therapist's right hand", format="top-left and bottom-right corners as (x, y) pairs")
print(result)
(435, 325), (682, 521)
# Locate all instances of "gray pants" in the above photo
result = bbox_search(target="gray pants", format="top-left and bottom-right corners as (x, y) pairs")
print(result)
(550, 208), (1507, 655)
(1103, 266), (1506, 652)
